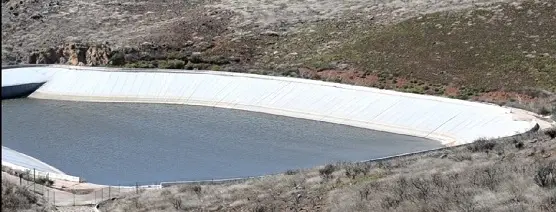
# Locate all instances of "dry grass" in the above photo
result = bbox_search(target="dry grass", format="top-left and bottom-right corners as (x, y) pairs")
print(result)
(1, 179), (50, 212)
(100, 128), (556, 211)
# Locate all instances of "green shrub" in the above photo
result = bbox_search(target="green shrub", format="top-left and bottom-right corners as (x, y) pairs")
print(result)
(534, 161), (556, 188)
(282, 70), (300, 77)
(35, 177), (53, 187)
(210, 65), (221, 71)
(109, 52), (125, 65)
(158, 60), (186, 69)
(545, 128), (556, 139)
(166, 51), (186, 60)
(334, 77), (342, 83)
(538, 106), (551, 116)
(319, 164), (336, 180)
(1, 180), (38, 211)
(467, 138), (496, 152)
(124, 61), (155, 68)
(285, 169), (299, 175)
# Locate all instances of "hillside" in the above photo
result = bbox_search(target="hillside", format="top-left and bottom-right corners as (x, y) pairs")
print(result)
(2, 0), (555, 114)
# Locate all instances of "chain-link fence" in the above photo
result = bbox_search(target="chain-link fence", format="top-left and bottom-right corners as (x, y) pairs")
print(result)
(17, 178), (125, 206)
(13, 171), (162, 207)
(12, 169), (270, 207)
(42, 185), (132, 206)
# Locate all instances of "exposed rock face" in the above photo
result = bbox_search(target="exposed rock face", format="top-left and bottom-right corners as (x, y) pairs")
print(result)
(24, 41), (241, 69)
(85, 45), (111, 66)
(28, 47), (61, 64)
(27, 43), (112, 66)
(63, 43), (88, 65)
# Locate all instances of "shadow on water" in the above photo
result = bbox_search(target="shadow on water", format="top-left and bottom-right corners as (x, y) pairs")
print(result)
(1, 82), (45, 100)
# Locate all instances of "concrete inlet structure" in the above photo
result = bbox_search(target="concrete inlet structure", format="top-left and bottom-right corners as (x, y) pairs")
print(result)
(1, 65), (545, 183)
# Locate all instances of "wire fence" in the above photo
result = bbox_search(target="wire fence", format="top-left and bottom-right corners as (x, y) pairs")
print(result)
(9, 166), (273, 207)
(14, 171), (163, 207)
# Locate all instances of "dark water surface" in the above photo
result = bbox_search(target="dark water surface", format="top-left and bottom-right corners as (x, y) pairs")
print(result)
(1, 99), (442, 185)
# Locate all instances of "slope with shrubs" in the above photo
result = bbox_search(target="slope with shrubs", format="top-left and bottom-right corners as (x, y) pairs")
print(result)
(100, 129), (556, 211)
(1, 179), (50, 212)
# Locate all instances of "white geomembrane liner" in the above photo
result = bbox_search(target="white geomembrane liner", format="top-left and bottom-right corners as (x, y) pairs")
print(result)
(1, 65), (543, 182)
(2, 146), (65, 174)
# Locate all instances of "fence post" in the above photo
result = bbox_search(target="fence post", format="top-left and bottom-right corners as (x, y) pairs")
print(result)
(33, 168), (36, 193)
(136, 182), (138, 194)
(94, 190), (96, 205)
(53, 191), (56, 206)
(101, 188), (104, 201)
(73, 191), (76, 206)
(109, 186), (111, 199)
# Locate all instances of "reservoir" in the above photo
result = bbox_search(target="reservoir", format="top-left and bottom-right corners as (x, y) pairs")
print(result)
(2, 98), (442, 185)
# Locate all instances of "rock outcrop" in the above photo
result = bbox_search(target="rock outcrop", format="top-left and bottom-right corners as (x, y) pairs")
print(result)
(28, 43), (112, 66)
(25, 42), (240, 69)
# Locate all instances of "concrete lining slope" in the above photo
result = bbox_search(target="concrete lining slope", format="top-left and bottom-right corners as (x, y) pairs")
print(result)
(2, 146), (65, 174)
(1, 147), (80, 182)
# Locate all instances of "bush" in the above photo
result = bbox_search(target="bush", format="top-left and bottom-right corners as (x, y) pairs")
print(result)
(539, 191), (556, 212)
(35, 177), (53, 187)
(124, 61), (155, 68)
(210, 65), (221, 71)
(534, 161), (556, 189)
(160, 190), (171, 196)
(514, 141), (524, 149)
(191, 185), (202, 196)
(158, 60), (186, 69)
(109, 52), (125, 65)
(1, 180), (38, 211)
(472, 166), (502, 190)
(252, 204), (276, 212)
(467, 138), (496, 153)
(166, 51), (186, 60)
(545, 128), (556, 139)
(170, 196), (182, 210)
(345, 164), (369, 179)
(538, 106), (551, 116)
(177, 185), (202, 196)
(284, 169), (299, 175)
(281, 70), (299, 78)
(319, 164), (335, 180)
